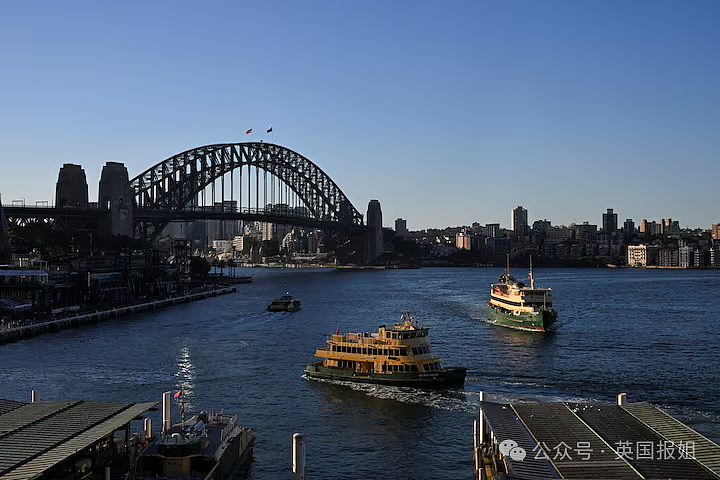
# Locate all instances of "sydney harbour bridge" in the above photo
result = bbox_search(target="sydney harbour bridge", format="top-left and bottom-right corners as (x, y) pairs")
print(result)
(1, 143), (384, 265)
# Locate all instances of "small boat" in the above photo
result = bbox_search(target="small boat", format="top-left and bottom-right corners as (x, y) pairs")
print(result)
(134, 397), (254, 480)
(267, 292), (301, 312)
(487, 256), (557, 332)
(305, 311), (466, 388)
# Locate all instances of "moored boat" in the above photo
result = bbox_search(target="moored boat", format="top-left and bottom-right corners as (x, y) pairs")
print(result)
(267, 293), (301, 312)
(487, 257), (557, 332)
(305, 312), (466, 388)
(134, 390), (254, 480)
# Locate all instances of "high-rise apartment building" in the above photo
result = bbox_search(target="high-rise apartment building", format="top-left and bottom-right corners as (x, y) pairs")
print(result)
(366, 200), (383, 262)
(602, 208), (618, 234)
(623, 219), (635, 243)
(395, 218), (408, 239)
(511, 206), (528, 236)
(712, 223), (720, 240)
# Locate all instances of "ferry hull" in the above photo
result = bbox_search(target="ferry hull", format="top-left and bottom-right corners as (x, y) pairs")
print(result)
(305, 364), (466, 389)
(487, 304), (557, 332)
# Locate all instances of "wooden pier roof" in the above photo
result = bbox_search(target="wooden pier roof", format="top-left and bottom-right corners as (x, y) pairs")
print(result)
(480, 400), (720, 479)
(0, 399), (157, 480)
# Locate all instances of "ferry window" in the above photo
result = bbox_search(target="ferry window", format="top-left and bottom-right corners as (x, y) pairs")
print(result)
(386, 332), (390, 338)
(392, 333), (397, 339)
(399, 348), (407, 356)
(340, 346), (345, 353)
(383, 349), (388, 356)
(411, 365), (418, 372)
(410, 332), (416, 338)
(362, 348), (367, 355)
(412, 347), (417, 355)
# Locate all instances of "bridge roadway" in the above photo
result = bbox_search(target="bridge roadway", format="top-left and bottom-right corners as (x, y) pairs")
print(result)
(2, 205), (369, 232)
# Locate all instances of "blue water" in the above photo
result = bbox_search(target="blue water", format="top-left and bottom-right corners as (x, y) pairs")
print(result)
(1, 267), (719, 479)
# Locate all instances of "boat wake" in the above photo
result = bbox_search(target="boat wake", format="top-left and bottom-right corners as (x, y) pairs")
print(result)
(303, 374), (477, 413)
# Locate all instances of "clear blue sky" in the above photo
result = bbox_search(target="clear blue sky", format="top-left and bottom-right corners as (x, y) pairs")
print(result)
(1, 1), (718, 230)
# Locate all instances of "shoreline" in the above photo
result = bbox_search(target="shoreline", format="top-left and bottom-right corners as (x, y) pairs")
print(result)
(0, 286), (236, 345)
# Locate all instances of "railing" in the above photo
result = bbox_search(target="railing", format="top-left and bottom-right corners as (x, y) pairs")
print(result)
(219, 414), (238, 443)
(176, 205), (313, 218)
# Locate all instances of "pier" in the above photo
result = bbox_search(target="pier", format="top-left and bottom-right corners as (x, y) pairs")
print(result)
(0, 286), (236, 345)
(473, 393), (720, 479)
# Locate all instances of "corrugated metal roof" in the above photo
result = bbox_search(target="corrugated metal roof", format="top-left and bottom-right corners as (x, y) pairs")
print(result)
(0, 400), (157, 480)
(570, 403), (719, 479)
(0, 400), (24, 417)
(624, 402), (720, 478)
(480, 401), (559, 479)
(512, 403), (642, 479)
(0, 402), (76, 438)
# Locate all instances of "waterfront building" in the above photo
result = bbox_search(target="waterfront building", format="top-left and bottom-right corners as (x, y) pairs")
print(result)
(232, 235), (248, 252)
(658, 247), (679, 267)
(511, 206), (529, 237)
(602, 208), (618, 233)
(395, 218), (408, 239)
(694, 247), (703, 267)
(679, 244), (693, 267)
(712, 223), (720, 240)
(482, 223), (500, 238)
(627, 244), (659, 267)
(213, 240), (232, 253)
(711, 244), (720, 267)
(456, 230), (471, 250)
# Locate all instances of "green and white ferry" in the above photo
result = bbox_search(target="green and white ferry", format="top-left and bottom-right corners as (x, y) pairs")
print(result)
(487, 260), (557, 332)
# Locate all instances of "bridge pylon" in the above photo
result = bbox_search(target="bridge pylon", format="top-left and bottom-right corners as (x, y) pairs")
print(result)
(98, 162), (134, 238)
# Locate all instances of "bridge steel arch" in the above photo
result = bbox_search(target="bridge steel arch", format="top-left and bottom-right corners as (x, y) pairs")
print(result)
(130, 143), (364, 240)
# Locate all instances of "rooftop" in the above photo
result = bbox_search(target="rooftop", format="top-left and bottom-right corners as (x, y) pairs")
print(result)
(478, 399), (720, 479)
(0, 398), (157, 480)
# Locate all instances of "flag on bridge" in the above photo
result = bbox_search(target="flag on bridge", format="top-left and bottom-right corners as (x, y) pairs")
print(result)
(267, 127), (273, 133)
(246, 128), (253, 134)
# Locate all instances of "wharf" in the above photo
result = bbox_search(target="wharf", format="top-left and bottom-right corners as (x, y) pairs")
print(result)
(0, 286), (236, 345)
(0, 397), (157, 480)
(473, 393), (720, 479)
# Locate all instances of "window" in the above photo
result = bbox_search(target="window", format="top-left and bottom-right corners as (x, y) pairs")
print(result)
(399, 348), (407, 356)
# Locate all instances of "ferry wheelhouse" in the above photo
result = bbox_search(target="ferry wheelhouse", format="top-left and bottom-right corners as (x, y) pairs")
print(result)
(305, 312), (466, 388)
(487, 259), (557, 332)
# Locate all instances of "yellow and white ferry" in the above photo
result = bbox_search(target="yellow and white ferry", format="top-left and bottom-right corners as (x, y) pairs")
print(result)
(305, 312), (466, 388)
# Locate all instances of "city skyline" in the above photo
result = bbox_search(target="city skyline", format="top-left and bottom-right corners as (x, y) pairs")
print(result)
(1, 1), (718, 231)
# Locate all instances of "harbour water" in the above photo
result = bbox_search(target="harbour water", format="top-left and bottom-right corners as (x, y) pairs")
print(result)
(0, 267), (718, 479)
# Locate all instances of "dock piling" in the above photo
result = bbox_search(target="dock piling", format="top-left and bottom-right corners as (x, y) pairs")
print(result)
(31, 390), (39, 403)
(617, 392), (627, 406)
(478, 391), (485, 443)
(144, 418), (152, 439)
(162, 391), (172, 433)
(293, 432), (306, 480)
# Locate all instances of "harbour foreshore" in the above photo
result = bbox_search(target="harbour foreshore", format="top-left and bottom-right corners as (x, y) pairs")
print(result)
(0, 286), (236, 345)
